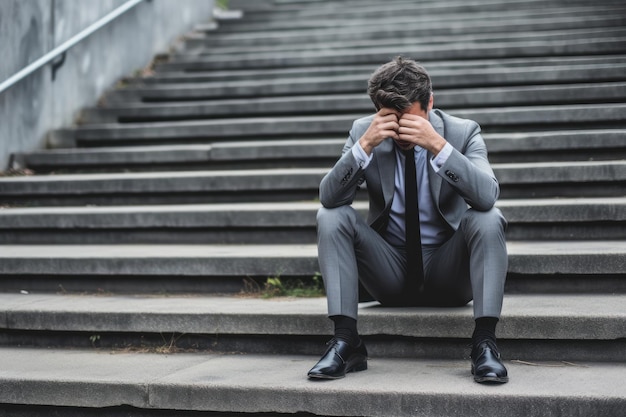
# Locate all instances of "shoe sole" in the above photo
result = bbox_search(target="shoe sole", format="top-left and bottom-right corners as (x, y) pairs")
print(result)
(474, 375), (509, 384)
(471, 365), (508, 384)
(307, 358), (368, 380)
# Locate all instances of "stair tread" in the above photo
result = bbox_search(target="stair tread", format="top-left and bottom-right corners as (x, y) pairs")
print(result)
(0, 241), (622, 276)
(0, 240), (624, 257)
(0, 347), (623, 416)
(1, 293), (625, 340)
(2, 159), (625, 181)
(0, 198), (624, 226)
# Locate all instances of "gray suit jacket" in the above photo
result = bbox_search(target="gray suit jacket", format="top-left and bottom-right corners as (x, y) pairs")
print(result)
(319, 109), (500, 236)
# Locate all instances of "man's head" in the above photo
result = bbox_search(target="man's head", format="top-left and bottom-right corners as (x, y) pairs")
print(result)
(368, 57), (433, 114)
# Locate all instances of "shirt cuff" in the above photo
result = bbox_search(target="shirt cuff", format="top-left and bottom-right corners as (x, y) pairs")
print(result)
(430, 142), (453, 172)
(351, 141), (373, 169)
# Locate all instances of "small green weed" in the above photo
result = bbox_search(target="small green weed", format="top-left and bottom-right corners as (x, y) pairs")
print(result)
(89, 334), (101, 347)
(261, 273), (325, 298)
(216, 0), (229, 9)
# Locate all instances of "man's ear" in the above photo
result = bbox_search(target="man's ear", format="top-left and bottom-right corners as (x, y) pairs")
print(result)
(428, 93), (434, 111)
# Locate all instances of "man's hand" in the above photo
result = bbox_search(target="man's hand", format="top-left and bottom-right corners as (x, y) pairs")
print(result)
(398, 113), (447, 155)
(358, 108), (400, 155)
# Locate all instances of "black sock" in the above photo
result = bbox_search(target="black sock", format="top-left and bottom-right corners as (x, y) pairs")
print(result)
(472, 317), (498, 347)
(330, 315), (359, 347)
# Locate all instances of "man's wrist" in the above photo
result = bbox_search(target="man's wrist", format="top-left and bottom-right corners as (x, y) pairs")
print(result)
(358, 137), (374, 156)
(430, 136), (448, 156)
(352, 140), (373, 169)
(431, 142), (454, 170)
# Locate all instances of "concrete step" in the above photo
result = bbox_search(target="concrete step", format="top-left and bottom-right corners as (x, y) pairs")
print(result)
(18, 130), (625, 173)
(182, 27), (626, 55)
(482, 130), (626, 163)
(189, 11), (626, 48)
(0, 160), (623, 206)
(117, 62), (626, 101)
(15, 140), (340, 173)
(0, 198), (623, 244)
(152, 55), (626, 82)
(151, 55), (626, 84)
(238, 0), (625, 13)
(0, 241), (623, 295)
(0, 347), (623, 417)
(234, 0), (619, 19)
(103, 76), (626, 105)
(0, 293), (624, 362)
(50, 105), (626, 148)
(209, 3), (626, 33)
(152, 36), (626, 71)
(93, 81), (626, 121)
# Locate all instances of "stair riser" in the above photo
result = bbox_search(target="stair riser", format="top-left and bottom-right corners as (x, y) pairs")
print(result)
(0, 223), (622, 244)
(154, 39), (626, 71)
(92, 83), (626, 124)
(183, 26), (626, 55)
(190, 15), (626, 48)
(19, 150), (626, 173)
(1, 161), (624, 205)
(0, 187), (623, 207)
(22, 130), (626, 171)
(150, 57), (626, 82)
(0, 331), (623, 363)
(101, 82), (626, 106)
(212, 5), (626, 32)
(0, 265), (622, 295)
(66, 106), (626, 145)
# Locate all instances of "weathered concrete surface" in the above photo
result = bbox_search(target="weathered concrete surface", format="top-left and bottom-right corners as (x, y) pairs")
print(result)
(102, 80), (626, 104)
(150, 55), (626, 84)
(0, 0), (215, 168)
(183, 26), (626, 54)
(87, 82), (626, 123)
(15, 130), (626, 171)
(0, 347), (623, 416)
(48, 104), (626, 144)
(0, 198), (623, 229)
(0, 162), (622, 205)
(0, 241), (623, 276)
(154, 37), (626, 70)
(1, 293), (625, 340)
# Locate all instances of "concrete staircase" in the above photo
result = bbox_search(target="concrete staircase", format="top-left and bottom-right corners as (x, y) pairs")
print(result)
(1, 0), (625, 415)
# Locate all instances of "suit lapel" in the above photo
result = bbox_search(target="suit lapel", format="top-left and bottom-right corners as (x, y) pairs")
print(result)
(428, 110), (445, 201)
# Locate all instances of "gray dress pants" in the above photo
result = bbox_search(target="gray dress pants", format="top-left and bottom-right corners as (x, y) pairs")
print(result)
(316, 205), (508, 320)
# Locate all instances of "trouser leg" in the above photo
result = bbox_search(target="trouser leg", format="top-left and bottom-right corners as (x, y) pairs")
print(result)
(316, 206), (405, 319)
(424, 208), (508, 318)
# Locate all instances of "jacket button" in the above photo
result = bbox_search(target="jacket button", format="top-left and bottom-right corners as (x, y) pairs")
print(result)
(445, 170), (459, 182)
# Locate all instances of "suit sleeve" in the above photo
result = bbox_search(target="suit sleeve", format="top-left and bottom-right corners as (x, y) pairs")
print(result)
(319, 120), (367, 208)
(437, 121), (500, 211)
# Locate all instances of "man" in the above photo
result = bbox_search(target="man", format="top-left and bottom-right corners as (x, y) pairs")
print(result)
(308, 57), (509, 384)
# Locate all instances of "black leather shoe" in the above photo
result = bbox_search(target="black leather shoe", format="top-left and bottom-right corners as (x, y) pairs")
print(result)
(471, 340), (509, 384)
(307, 338), (368, 379)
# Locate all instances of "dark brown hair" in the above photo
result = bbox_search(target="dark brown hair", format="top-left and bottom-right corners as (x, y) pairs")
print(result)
(367, 56), (432, 112)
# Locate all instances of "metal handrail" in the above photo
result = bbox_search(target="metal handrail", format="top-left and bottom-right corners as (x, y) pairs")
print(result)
(0, 0), (145, 95)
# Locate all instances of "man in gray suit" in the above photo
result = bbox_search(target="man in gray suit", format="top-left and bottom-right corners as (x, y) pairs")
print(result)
(308, 57), (509, 384)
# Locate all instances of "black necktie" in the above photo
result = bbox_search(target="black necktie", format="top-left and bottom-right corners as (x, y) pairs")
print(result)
(404, 149), (425, 292)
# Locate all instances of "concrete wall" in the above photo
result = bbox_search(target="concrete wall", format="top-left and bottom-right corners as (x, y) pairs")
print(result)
(0, 0), (215, 169)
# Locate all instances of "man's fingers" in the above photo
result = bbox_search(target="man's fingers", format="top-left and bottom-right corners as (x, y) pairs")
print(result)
(399, 116), (423, 127)
(381, 120), (399, 130)
(378, 107), (401, 119)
